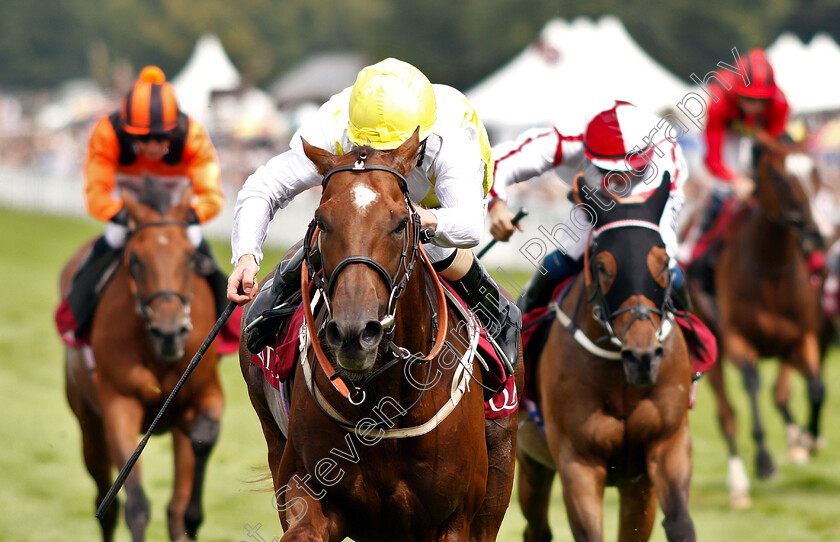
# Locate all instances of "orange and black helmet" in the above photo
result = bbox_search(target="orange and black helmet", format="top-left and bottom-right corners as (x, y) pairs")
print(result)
(121, 66), (180, 135)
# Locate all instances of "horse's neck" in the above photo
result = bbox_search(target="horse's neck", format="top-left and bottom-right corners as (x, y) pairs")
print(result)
(747, 205), (801, 266)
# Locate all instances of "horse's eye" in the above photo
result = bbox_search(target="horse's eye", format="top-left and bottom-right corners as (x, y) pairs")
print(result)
(315, 218), (327, 233)
(393, 218), (408, 235)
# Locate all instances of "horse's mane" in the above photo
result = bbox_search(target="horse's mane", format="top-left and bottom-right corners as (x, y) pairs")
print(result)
(137, 175), (172, 217)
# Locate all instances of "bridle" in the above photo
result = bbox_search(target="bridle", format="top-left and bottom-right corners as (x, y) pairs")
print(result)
(583, 219), (673, 348)
(125, 219), (193, 328)
(300, 151), (449, 405)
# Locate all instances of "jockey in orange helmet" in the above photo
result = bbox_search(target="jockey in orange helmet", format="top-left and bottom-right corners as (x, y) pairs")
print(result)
(489, 100), (689, 313)
(228, 58), (521, 371)
(59, 66), (227, 342)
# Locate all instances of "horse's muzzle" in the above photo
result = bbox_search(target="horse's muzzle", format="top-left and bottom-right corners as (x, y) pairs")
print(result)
(621, 345), (664, 386)
(325, 319), (384, 374)
(148, 323), (191, 363)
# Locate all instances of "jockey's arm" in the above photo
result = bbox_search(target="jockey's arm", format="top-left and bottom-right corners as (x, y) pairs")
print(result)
(488, 126), (563, 241)
(231, 142), (322, 267)
(702, 112), (737, 183)
(183, 122), (224, 224)
(424, 127), (488, 249)
(84, 118), (124, 222)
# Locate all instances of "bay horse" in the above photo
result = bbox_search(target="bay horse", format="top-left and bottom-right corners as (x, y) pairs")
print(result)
(518, 172), (696, 542)
(239, 130), (519, 541)
(62, 184), (223, 541)
(692, 144), (826, 508)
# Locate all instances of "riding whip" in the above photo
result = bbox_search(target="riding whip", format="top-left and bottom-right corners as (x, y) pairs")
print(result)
(96, 298), (239, 518)
(477, 207), (529, 259)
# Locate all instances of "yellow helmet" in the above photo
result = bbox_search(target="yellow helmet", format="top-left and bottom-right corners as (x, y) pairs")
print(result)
(348, 58), (437, 150)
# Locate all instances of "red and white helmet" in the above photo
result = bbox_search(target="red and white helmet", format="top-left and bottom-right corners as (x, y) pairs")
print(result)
(583, 100), (660, 172)
(733, 49), (776, 100)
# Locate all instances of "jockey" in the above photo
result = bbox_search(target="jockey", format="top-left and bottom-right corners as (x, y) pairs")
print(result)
(687, 49), (791, 262)
(489, 100), (688, 313)
(60, 66), (227, 340)
(228, 57), (521, 370)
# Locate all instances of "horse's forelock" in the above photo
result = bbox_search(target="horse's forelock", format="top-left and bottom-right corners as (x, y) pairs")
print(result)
(138, 178), (172, 217)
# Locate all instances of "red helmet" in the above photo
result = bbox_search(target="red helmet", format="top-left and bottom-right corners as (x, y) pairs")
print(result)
(734, 49), (776, 100)
(121, 66), (180, 135)
(583, 101), (660, 172)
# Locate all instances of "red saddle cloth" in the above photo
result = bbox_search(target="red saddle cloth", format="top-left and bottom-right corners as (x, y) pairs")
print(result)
(519, 278), (718, 407)
(54, 298), (243, 356)
(249, 282), (517, 420)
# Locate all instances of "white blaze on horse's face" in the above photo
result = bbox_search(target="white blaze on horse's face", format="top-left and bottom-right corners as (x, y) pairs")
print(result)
(352, 184), (377, 211)
(157, 235), (169, 246)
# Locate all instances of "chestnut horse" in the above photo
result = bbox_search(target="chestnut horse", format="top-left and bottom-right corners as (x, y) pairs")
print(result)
(691, 144), (825, 508)
(62, 185), (223, 541)
(239, 131), (518, 541)
(518, 172), (696, 542)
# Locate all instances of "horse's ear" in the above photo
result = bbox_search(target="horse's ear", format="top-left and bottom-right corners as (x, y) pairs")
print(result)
(389, 127), (422, 177)
(121, 190), (144, 224)
(644, 170), (671, 219)
(301, 137), (341, 175)
(174, 184), (195, 220)
(570, 173), (585, 205)
(569, 173), (616, 220)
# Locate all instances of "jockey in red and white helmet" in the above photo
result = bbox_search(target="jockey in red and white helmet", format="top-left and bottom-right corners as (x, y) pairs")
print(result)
(489, 100), (688, 313)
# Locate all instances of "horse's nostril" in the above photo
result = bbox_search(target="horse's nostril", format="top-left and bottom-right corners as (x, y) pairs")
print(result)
(360, 320), (383, 348)
(326, 321), (343, 348)
(654, 346), (664, 360)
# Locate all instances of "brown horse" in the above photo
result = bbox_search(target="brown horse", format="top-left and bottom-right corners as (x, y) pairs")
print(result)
(62, 185), (223, 541)
(518, 173), (696, 542)
(691, 144), (826, 508)
(239, 131), (519, 541)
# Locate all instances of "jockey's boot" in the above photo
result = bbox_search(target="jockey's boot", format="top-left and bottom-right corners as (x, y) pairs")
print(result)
(517, 251), (582, 314)
(244, 246), (317, 354)
(65, 236), (122, 337)
(449, 254), (522, 376)
(195, 240), (230, 319)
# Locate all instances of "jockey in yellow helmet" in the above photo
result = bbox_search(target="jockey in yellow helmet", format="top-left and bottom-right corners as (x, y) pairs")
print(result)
(228, 58), (520, 372)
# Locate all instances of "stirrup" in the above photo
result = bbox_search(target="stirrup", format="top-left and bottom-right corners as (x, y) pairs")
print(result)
(244, 278), (302, 354)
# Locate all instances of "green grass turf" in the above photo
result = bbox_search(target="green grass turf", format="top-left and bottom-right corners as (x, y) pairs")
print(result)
(1, 205), (839, 541)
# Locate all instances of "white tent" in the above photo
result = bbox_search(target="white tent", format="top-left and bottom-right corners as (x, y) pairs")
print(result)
(768, 32), (840, 115)
(270, 52), (367, 108)
(465, 16), (692, 142)
(171, 34), (242, 125)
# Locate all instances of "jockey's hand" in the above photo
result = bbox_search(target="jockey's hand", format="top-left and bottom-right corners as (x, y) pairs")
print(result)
(489, 200), (522, 241)
(416, 207), (438, 233)
(228, 254), (259, 305)
(732, 176), (755, 200)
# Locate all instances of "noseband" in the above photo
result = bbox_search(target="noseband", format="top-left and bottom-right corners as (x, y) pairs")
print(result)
(584, 219), (672, 347)
(304, 152), (425, 334)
